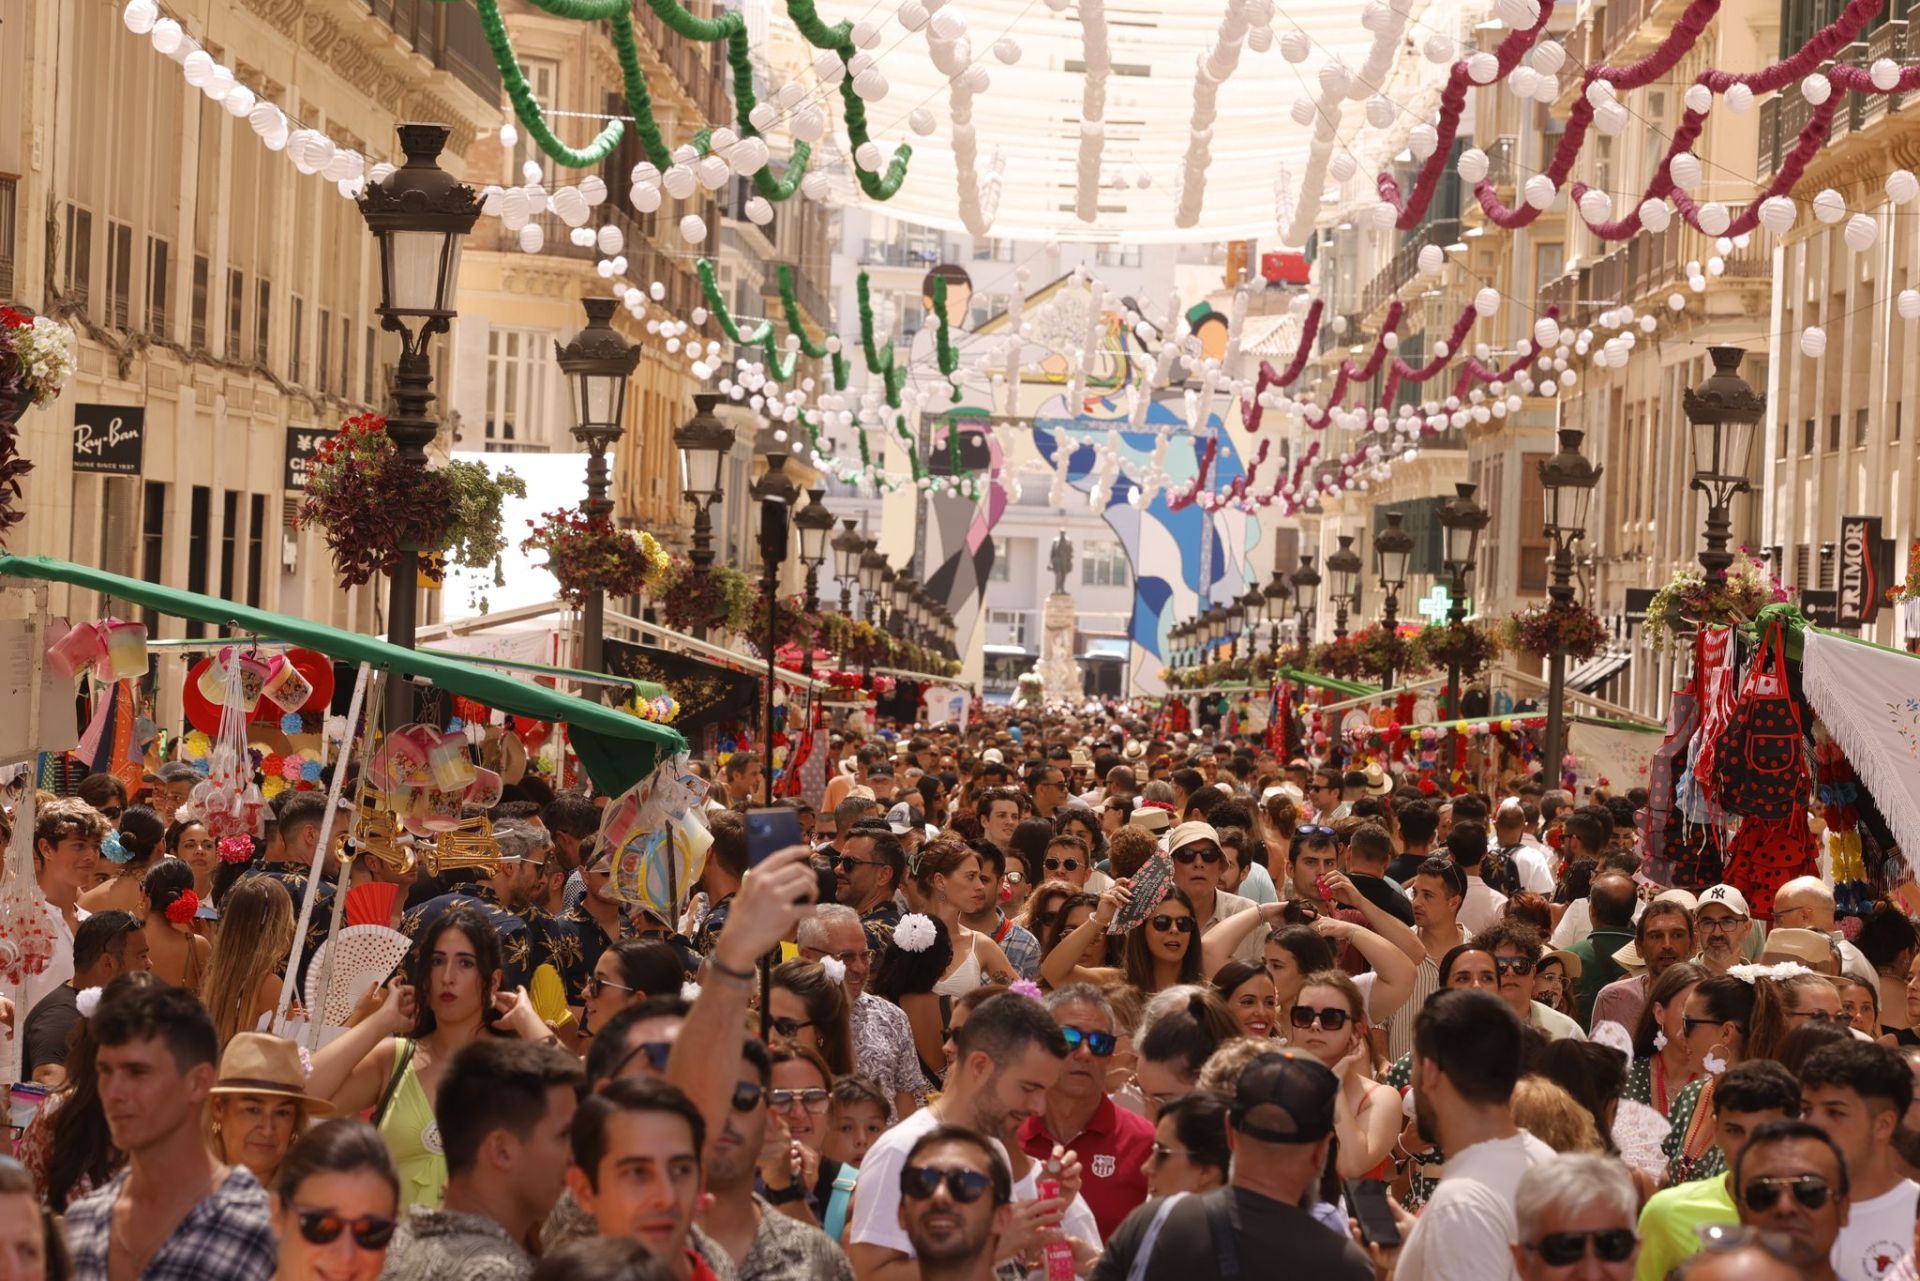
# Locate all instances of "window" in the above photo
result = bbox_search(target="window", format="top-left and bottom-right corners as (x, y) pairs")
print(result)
(1081, 542), (1130, 587)
(1803, 417), (1815, 456)
(63, 205), (93, 313)
(227, 269), (245, 359)
(986, 608), (1029, 648)
(1534, 242), (1565, 291)
(339, 315), (351, 397)
(1855, 408), (1869, 448)
(145, 236), (170, 337)
(1827, 413), (1840, 452)
(186, 486), (211, 639)
(900, 298), (925, 343)
(255, 280), (271, 363)
(988, 536), (1011, 582)
(140, 482), (166, 636)
(1094, 243), (1141, 268)
(290, 296), (305, 384)
(1517, 450), (1551, 592)
(105, 220), (133, 329)
(191, 254), (209, 349)
(1897, 402), (1905, 443)
(483, 327), (557, 450)
(246, 494), (265, 607)
(1776, 412), (1788, 460)
(512, 59), (561, 188)
(219, 491), (240, 614)
(318, 309), (333, 396)
(0, 176), (15, 298)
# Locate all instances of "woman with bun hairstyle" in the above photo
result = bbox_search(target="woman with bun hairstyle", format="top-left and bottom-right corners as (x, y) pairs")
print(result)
(139, 856), (210, 991)
(79, 805), (167, 916)
(1660, 971), (1794, 1184)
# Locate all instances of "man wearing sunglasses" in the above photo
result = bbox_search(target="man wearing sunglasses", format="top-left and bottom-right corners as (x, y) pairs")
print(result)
(1019, 985), (1155, 1239)
(1636, 1060), (1802, 1281)
(897, 1127), (1013, 1281)
(1799, 1040), (1917, 1281)
(1166, 822), (1264, 965)
(1730, 1120), (1851, 1281)
(832, 826), (906, 951)
(1511, 1153), (1640, 1280)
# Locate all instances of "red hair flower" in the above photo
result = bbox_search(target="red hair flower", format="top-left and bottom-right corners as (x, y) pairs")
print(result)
(165, 891), (200, 926)
(217, 835), (255, 865)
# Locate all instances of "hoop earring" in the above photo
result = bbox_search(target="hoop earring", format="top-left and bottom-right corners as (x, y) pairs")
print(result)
(1703, 1042), (1730, 1076)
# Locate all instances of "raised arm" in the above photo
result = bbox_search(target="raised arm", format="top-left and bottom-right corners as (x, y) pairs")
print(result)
(1321, 870), (1424, 966)
(1315, 915), (1418, 1021)
(1201, 901), (1285, 974)
(1040, 884), (1130, 989)
(306, 980), (411, 1113)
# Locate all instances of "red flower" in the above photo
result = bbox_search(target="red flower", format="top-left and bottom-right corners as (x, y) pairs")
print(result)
(166, 891), (201, 926)
(217, 835), (255, 865)
(0, 307), (29, 331)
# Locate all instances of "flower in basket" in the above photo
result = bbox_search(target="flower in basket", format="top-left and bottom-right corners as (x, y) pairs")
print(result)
(1498, 600), (1610, 663)
(522, 507), (671, 607)
(1642, 553), (1788, 651)
(1348, 625), (1427, 682)
(654, 558), (754, 634)
(0, 308), (77, 410)
(1414, 620), (1501, 677)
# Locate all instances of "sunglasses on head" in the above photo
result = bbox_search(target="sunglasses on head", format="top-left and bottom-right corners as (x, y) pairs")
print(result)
(1060, 1026), (1116, 1057)
(769, 1087), (831, 1113)
(1294, 824), (1335, 838)
(1147, 914), (1194, 934)
(1289, 1005), (1353, 1032)
(1492, 955), (1535, 976)
(1172, 845), (1222, 865)
(900, 1165), (996, 1204)
(1524, 1229), (1636, 1267)
(1743, 1175), (1834, 1212)
(1045, 857), (1082, 872)
(611, 1040), (676, 1077)
(294, 1207), (396, 1250)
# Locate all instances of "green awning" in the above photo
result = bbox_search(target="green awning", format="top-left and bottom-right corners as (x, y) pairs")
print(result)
(1279, 668), (1379, 697)
(0, 554), (686, 794)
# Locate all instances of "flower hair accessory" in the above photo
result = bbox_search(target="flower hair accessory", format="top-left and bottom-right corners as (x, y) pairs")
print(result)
(894, 912), (937, 954)
(165, 890), (200, 926)
(680, 980), (703, 1002)
(819, 956), (848, 984)
(217, 835), (255, 866)
(1009, 980), (1043, 1001)
(1726, 961), (1814, 985)
(75, 986), (103, 1019)
(99, 831), (132, 865)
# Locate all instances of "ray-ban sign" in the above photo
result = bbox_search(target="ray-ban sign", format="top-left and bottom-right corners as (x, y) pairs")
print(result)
(70, 404), (146, 475)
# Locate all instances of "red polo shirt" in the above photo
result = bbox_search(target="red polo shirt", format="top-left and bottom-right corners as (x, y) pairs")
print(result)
(1018, 1093), (1156, 1240)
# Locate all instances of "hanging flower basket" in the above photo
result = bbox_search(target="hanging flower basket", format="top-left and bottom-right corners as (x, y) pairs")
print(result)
(746, 592), (821, 651)
(1348, 625), (1427, 682)
(521, 507), (670, 607)
(1414, 619), (1501, 677)
(298, 414), (524, 589)
(1312, 636), (1366, 681)
(1499, 599), (1610, 663)
(842, 620), (895, 668)
(1642, 553), (1788, 651)
(0, 307), (76, 545)
(654, 558), (754, 634)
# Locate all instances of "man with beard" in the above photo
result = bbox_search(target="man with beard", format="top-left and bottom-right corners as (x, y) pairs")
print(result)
(1591, 899), (1697, 1035)
(1395, 990), (1555, 1281)
(698, 1036), (855, 1281)
(834, 825), (907, 950)
(1693, 885), (1755, 978)
(797, 905), (925, 1118)
(848, 992), (1075, 1281)
(1730, 1120), (1851, 1281)
(896, 1128), (1014, 1281)
(402, 819), (571, 990)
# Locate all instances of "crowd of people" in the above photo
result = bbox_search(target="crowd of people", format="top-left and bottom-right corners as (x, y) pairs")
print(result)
(1, 707), (1914, 1281)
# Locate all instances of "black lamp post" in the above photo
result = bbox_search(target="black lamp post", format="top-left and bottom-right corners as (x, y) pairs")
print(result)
(752, 453), (799, 805)
(554, 297), (640, 674)
(1224, 597), (1247, 664)
(793, 488), (834, 678)
(1264, 572), (1292, 657)
(1326, 536), (1361, 641)
(830, 519), (864, 615)
(1538, 428), (1602, 785)
(674, 393), (735, 577)
(1290, 554), (1320, 648)
(1436, 481), (1491, 716)
(357, 122), (480, 726)
(1374, 512), (1414, 688)
(1682, 346), (1762, 586)
(858, 546), (889, 624)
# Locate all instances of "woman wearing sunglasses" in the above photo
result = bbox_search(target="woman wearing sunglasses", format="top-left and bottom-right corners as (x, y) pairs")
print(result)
(1285, 968), (1401, 1180)
(1662, 973), (1794, 1186)
(582, 939), (683, 1037)
(762, 1046), (840, 1223)
(769, 959), (855, 1076)
(268, 1118), (400, 1281)
(1039, 883), (1216, 995)
(1470, 921), (1586, 1043)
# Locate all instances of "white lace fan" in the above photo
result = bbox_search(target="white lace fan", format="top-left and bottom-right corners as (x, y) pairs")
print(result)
(304, 924), (411, 1028)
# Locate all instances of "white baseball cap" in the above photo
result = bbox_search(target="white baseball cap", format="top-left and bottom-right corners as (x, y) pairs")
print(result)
(1697, 884), (1751, 918)
(981, 748), (1005, 764)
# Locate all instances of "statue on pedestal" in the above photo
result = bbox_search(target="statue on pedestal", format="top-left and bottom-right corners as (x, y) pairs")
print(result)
(1048, 532), (1074, 596)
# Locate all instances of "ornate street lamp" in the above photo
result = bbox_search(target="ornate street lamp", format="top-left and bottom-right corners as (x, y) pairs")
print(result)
(751, 453), (800, 805)
(673, 393), (735, 575)
(890, 571), (914, 639)
(792, 488), (835, 679)
(1325, 536), (1361, 641)
(1290, 553), (1321, 647)
(1682, 346), (1762, 586)
(858, 546), (889, 624)
(1264, 572), (1292, 657)
(554, 297), (640, 673)
(1374, 512), (1415, 687)
(830, 519), (864, 616)
(357, 122), (480, 725)
(1538, 428), (1603, 783)
(1436, 481), (1491, 716)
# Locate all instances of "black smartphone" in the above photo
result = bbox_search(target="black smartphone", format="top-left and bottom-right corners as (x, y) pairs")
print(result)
(745, 806), (802, 869)
(1345, 1178), (1402, 1248)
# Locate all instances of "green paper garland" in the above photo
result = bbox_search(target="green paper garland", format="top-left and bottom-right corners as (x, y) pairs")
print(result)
(931, 276), (963, 404)
(777, 265), (832, 360)
(470, 0), (628, 166)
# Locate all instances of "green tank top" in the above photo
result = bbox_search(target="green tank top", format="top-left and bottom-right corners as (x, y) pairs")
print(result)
(375, 1040), (448, 1210)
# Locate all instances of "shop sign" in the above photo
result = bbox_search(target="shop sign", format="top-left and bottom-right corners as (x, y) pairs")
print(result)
(70, 404), (145, 474)
(1837, 514), (1892, 628)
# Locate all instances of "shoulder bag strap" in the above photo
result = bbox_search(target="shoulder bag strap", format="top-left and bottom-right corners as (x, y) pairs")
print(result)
(372, 1038), (415, 1130)
(1205, 1189), (1242, 1281)
(1124, 1192), (1188, 1281)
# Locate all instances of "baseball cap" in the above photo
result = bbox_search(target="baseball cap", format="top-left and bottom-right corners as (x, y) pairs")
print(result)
(885, 802), (917, 836)
(1166, 820), (1221, 854)
(1697, 884), (1751, 918)
(1230, 1050), (1338, 1144)
(981, 748), (1005, 765)
(867, 762), (895, 779)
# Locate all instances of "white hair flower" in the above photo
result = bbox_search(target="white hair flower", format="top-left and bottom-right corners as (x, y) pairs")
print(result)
(75, 987), (103, 1019)
(1727, 961), (1814, 985)
(894, 912), (937, 954)
(681, 980), (703, 1002)
(819, 956), (848, 984)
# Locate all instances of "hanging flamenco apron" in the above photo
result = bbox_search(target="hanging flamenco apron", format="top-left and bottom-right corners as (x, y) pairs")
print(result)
(1711, 621), (1807, 822)
(1640, 684), (1702, 885)
(1722, 809), (1819, 921)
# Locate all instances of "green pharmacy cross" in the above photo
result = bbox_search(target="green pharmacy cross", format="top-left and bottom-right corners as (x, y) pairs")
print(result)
(1418, 585), (1467, 624)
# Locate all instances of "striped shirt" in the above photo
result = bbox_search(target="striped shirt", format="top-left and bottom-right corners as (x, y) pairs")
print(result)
(1386, 924), (1470, 1063)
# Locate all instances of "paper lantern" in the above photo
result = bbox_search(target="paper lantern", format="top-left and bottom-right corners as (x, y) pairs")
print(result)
(182, 49), (215, 86)
(1423, 33), (1454, 63)
(1329, 153), (1356, 181)
(897, 0), (928, 29)
(679, 214), (708, 243)
(1802, 72), (1832, 104)
(150, 16), (183, 53)
(1801, 327), (1827, 358)
(1319, 62), (1351, 96)
(1418, 244), (1445, 274)
(1371, 200), (1397, 227)
(1578, 188), (1613, 224)
(1534, 317), (1561, 348)
(1531, 41), (1565, 73)
(1696, 201), (1729, 236)
(744, 195), (774, 225)
(1508, 66), (1540, 98)
(1813, 188), (1846, 223)
(596, 224), (625, 257)
(1756, 195), (1795, 234)
(854, 141), (883, 171)
(1640, 198), (1672, 232)
(1595, 100), (1630, 134)
(748, 101), (778, 132)
(1457, 147), (1490, 184)
(1669, 151), (1701, 191)
(1467, 52), (1499, 84)
(1585, 78), (1616, 106)
(1898, 289), (1920, 320)
(1725, 83), (1754, 113)
(1474, 287), (1500, 317)
(1844, 212), (1878, 251)
(518, 221), (544, 254)
(1289, 98), (1317, 126)
(661, 165), (696, 199)
(1366, 96), (1396, 128)
(1524, 174), (1556, 209)
(123, 0), (158, 33)
(1889, 170), (1919, 205)
(1683, 84), (1712, 114)
(1873, 58), (1901, 90)
(1280, 30), (1312, 62)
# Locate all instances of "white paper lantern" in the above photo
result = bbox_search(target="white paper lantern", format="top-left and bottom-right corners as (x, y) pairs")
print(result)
(204, 65), (236, 103)
(1423, 34), (1454, 63)
(1684, 83), (1712, 114)
(631, 185), (663, 214)
(678, 214), (708, 244)
(1595, 100), (1630, 133)
(1696, 201), (1730, 236)
(1418, 244), (1446, 274)
(1873, 58), (1902, 90)
(897, 0), (928, 30)
(1707, 256), (1725, 275)
(853, 68), (889, 100)
(993, 37), (1021, 63)
(800, 170), (831, 200)
(1803, 72), (1832, 104)
(1524, 174), (1556, 209)
(1280, 30), (1312, 62)
(1457, 148), (1490, 184)
(1320, 62), (1352, 97)
(1467, 52), (1499, 84)
(793, 108), (826, 142)
(908, 107), (936, 136)
(1757, 195), (1795, 234)
(1531, 41), (1565, 73)
(322, 148), (357, 183)
(1508, 67), (1540, 99)
(123, 0), (158, 33)
(929, 6), (967, 39)
(596, 224), (625, 257)
(1329, 153), (1356, 181)
(182, 50), (216, 87)
(745, 195), (774, 225)
(1813, 188), (1846, 223)
(1689, 274), (1707, 292)
(1289, 98), (1317, 127)
(1669, 151), (1701, 191)
(1533, 317), (1561, 348)
(854, 141), (883, 171)
(695, 154), (730, 190)
(1578, 188), (1613, 224)
(570, 227), (596, 248)
(1726, 83), (1754, 113)
(150, 17), (182, 53)
(1890, 170), (1920, 206)
(579, 175), (607, 206)
(1474, 287), (1500, 317)
(748, 102), (778, 132)
(1844, 212), (1879, 251)
(662, 165), (696, 199)
(1585, 78), (1616, 106)
(222, 82), (256, 118)
(249, 103), (283, 140)
(1372, 200), (1397, 227)
(1639, 198), (1672, 232)
(1801, 327), (1827, 358)
(1365, 97), (1396, 128)
(1408, 123), (1439, 159)
(813, 51), (846, 85)
(1899, 289), (1920, 320)
(519, 222), (545, 254)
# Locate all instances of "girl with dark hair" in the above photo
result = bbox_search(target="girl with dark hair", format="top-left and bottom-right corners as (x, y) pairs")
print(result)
(583, 939), (683, 1036)
(1262, 922), (1336, 1011)
(1030, 888), (1101, 975)
(79, 805), (167, 916)
(1624, 960), (1707, 1115)
(1041, 884), (1212, 994)
(1143, 1092), (1230, 1196)
(306, 905), (553, 1209)
(769, 959), (855, 1076)
(139, 856), (210, 992)
(1054, 810), (1108, 878)
(911, 841), (1020, 994)
(1210, 958), (1278, 1040)
(1661, 972), (1793, 1184)
(1132, 986), (1238, 1119)
(1286, 968), (1400, 1179)
(163, 817), (221, 919)
(0, 1142), (70, 1281)
(268, 1118), (401, 1281)
(868, 911), (956, 1084)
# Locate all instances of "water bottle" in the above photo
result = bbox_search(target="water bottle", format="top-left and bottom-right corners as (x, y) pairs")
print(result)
(1036, 1162), (1075, 1281)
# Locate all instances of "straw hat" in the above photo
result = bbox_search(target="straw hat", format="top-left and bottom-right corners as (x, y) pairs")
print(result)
(210, 1032), (334, 1112)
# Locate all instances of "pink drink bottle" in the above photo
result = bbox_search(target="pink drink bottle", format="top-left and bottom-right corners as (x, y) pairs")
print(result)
(1037, 1164), (1074, 1281)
